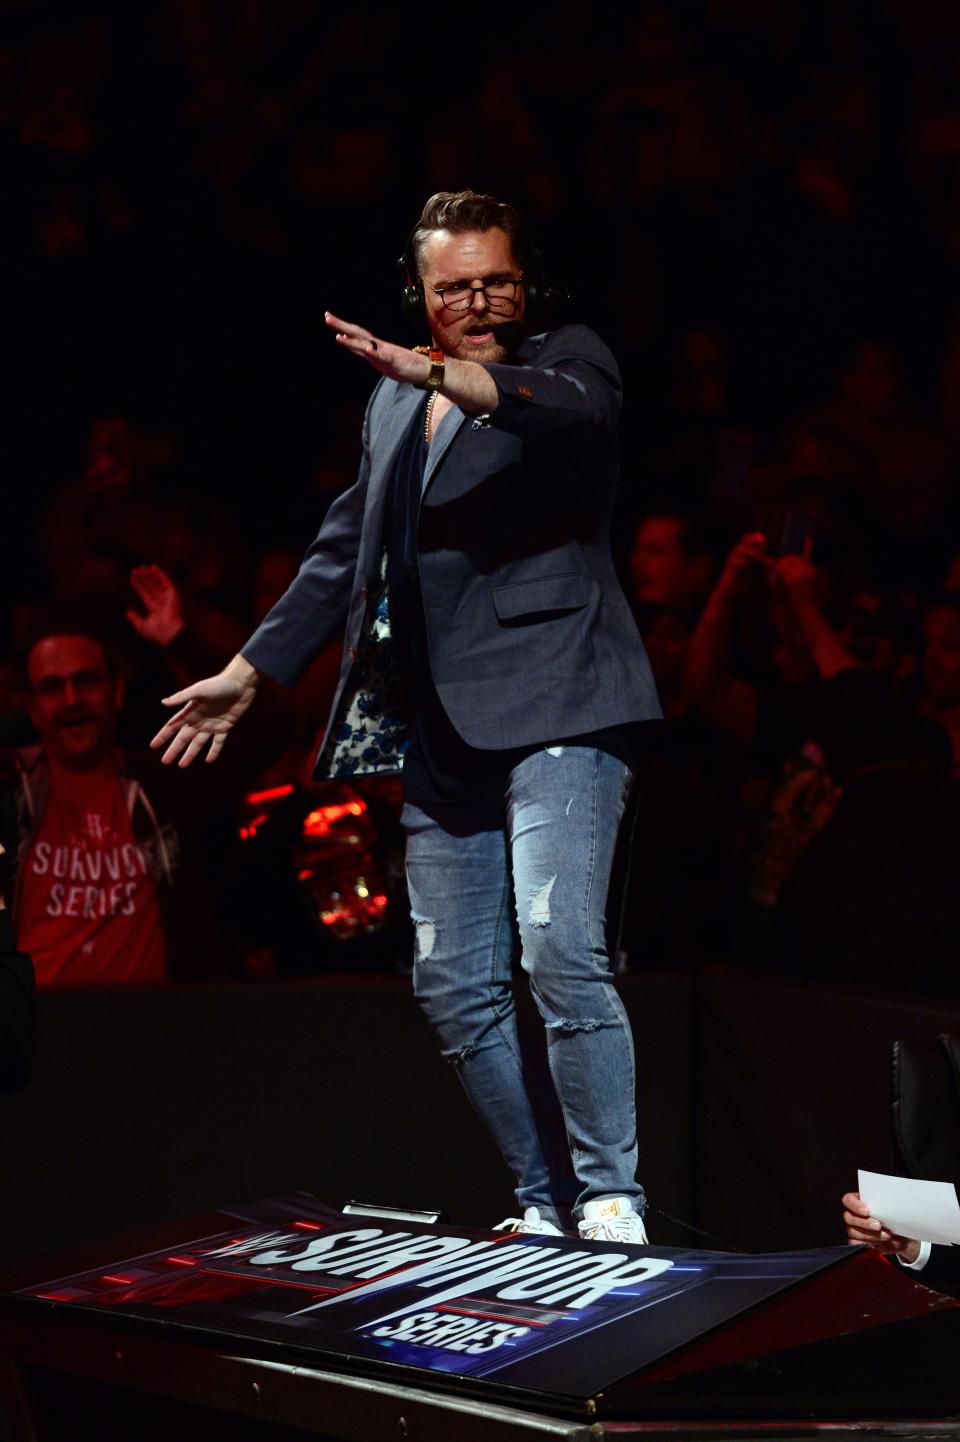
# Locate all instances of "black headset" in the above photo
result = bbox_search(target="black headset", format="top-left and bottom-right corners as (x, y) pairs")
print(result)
(397, 223), (566, 332)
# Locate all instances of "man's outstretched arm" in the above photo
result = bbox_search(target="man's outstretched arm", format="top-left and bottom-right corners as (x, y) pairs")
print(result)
(326, 312), (620, 438)
(324, 311), (498, 415)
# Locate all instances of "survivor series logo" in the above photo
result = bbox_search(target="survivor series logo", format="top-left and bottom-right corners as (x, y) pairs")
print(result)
(198, 1222), (675, 1358)
(25, 1205), (848, 1392)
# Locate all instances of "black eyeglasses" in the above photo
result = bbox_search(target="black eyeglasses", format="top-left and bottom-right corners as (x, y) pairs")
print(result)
(427, 276), (523, 313)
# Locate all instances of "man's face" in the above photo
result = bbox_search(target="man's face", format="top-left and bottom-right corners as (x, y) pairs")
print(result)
(419, 227), (525, 364)
(26, 634), (122, 767)
(629, 517), (711, 608)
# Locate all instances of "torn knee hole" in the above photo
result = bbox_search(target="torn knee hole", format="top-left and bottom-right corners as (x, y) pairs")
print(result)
(528, 875), (557, 928)
(442, 1042), (478, 1067)
(413, 917), (436, 961)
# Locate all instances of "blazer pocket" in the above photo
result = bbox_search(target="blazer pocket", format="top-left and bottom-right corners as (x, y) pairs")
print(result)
(491, 573), (589, 623)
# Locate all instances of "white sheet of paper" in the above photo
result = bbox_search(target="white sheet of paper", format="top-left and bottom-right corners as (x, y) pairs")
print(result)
(857, 1169), (960, 1246)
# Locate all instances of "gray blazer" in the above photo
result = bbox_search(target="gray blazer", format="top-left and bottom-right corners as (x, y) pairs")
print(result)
(242, 324), (662, 778)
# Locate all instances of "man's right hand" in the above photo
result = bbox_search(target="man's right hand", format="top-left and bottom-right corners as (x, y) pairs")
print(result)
(151, 654), (260, 767)
(126, 564), (185, 647)
(842, 1191), (921, 1263)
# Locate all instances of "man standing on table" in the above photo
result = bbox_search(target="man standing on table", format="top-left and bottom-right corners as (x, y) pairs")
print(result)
(153, 191), (662, 1242)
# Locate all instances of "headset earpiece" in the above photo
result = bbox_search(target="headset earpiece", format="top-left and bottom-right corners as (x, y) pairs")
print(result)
(400, 281), (426, 326)
(397, 250), (427, 327)
(521, 242), (569, 325)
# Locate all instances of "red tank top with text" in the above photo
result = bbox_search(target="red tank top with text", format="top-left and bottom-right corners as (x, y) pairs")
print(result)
(16, 763), (168, 986)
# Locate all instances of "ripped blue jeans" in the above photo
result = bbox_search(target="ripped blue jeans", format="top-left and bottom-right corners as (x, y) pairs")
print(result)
(401, 745), (642, 1227)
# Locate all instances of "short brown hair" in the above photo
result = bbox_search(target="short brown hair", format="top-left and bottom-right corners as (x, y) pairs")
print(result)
(408, 190), (532, 278)
(20, 595), (122, 681)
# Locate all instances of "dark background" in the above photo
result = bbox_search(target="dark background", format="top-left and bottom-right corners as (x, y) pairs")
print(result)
(6, 0), (960, 612)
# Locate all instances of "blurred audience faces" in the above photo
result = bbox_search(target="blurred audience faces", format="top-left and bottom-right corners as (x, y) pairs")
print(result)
(629, 513), (714, 611)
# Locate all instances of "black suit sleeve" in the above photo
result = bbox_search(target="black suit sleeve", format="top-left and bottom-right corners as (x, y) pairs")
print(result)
(915, 1244), (960, 1299)
(483, 325), (622, 441)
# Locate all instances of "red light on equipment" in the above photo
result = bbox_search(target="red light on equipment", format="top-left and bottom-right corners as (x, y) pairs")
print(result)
(245, 784), (295, 805)
(239, 812), (268, 842)
(302, 800), (366, 838)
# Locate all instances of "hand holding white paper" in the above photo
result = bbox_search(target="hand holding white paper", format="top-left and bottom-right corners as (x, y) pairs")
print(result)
(857, 1169), (960, 1247)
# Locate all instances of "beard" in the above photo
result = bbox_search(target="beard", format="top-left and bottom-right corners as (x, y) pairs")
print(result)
(439, 314), (523, 365)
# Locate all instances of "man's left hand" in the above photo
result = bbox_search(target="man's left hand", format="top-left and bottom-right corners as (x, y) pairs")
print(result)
(325, 312), (431, 386)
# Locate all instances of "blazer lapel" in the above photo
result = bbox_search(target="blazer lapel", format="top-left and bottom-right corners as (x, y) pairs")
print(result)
(360, 387), (466, 584)
(369, 385), (423, 498)
(422, 404), (467, 495)
(361, 385), (422, 585)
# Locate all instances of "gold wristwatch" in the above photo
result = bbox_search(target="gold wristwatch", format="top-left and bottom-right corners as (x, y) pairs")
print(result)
(414, 347), (445, 390)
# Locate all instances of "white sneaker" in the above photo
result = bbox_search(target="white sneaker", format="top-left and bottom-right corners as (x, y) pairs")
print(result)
(578, 1197), (648, 1244)
(493, 1207), (565, 1236)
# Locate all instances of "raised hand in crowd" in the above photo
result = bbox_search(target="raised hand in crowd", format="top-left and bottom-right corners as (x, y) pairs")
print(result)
(841, 1191), (920, 1263)
(715, 531), (770, 602)
(683, 531), (769, 745)
(126, 564), (186, 647)
(772, 554), (859, 680)
(771, 552), (819, 610)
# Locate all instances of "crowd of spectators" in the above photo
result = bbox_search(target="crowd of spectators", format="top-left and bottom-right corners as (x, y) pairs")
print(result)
(4, 2), (960, 998)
